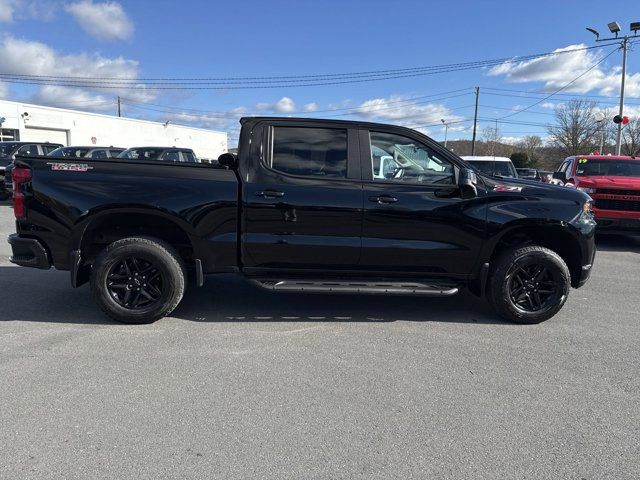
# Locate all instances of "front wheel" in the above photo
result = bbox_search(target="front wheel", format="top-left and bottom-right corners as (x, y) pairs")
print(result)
(488, 245), (570, 324)
(91, 237), (186, 324)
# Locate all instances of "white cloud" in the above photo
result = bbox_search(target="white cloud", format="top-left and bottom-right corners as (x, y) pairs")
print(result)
(303, 102), (318, 112)
(354, 95), (465, 133)
(66, 1), (134, 41)
(488, 43), (640, 97)
(0, 0), (57, 22)
(0, 0), (14, 22)
(0, 36), (155, 110)
(256, 97), (297, 113)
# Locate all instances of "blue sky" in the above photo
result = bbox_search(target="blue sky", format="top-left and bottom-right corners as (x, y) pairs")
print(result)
(0, 0), (639, 145)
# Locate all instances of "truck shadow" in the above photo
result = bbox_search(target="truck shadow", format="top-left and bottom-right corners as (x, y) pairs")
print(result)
(0, 267), (503, 325)
(595, 234), (640, 253)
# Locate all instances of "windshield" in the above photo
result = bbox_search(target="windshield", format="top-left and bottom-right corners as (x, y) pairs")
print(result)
(467, 160), (518, 178)
(48, 147), (91, 158)
(119, 148), (164, 160)
(0, 143), (17, 157)
(575, 159), (640, 177)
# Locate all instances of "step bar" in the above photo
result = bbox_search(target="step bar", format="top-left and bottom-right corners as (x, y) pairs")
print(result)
(250, 279), (459, 296)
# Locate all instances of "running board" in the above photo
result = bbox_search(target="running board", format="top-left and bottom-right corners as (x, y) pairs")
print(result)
(250, 279), (459, 296)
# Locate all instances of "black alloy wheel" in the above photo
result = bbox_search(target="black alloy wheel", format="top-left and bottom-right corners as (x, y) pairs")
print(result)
(106, 256), (164, 310)
(507, 263), (561, 313)
(488, 244), (571, 324)
(91, 237), (186, 324)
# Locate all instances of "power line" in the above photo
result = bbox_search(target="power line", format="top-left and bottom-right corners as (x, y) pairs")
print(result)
(0, 45), (618, 90)
(500, 48), (618, 120)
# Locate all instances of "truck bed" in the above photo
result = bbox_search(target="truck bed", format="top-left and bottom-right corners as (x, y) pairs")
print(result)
(14, 156), (240, 273)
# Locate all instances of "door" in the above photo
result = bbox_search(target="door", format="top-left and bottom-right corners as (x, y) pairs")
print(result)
(359, 128), (486, 276)
(21, 127), (68, 146)
(241, 122), (363, 273)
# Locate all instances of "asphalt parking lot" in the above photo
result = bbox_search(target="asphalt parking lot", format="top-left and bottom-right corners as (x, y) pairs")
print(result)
(0, 200), (638, 479)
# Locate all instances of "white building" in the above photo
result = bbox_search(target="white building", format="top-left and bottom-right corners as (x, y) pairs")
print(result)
(0, 99), (227, 160)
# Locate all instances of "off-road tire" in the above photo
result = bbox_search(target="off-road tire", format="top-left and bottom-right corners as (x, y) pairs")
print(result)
(90, 237), (186, 324)
(488, 245), (570, 324)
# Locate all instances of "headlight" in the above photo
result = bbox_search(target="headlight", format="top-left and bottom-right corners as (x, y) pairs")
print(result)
(582, 200), (593, 214)
(577, 187), (596, 194)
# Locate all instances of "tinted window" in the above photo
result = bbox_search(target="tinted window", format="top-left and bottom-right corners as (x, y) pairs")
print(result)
(48, 147), (90, 158)
(161, 150), (180, 162)
(119, 148), (164, 160)
(42, 145), (61, 154)
(0, 143), (18, 157)
(108, 149), (124, 157)
(369, 131), (453, 184)
(467, 160), (517, 178)
(271, 127), (347, 178)
(182, 151), (197, 163)
(16, 144), (39, 156)
(89, 149), (108, 159)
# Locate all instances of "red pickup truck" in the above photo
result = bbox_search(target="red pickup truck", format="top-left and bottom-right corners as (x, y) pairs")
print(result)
(553, 155), (640, 233)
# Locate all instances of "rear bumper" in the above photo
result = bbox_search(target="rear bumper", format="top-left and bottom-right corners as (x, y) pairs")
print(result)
(8, 234), (51, 269)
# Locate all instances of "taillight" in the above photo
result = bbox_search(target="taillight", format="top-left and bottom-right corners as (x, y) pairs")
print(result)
(12, 167), (31, 219)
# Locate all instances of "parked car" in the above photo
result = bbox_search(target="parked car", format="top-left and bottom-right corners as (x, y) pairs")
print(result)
(7, 117), (596, 325)
(538, 170), (554, 183)
(118, 147), (199, 163)
(552, 154), (640, 233)
(516, 168), (542, 181)
(48, 146), (125, 159)
(1, 141), (63, 199)
(461, 156), (519, 178)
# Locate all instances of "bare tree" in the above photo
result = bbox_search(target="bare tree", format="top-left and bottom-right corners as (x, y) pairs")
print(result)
(518, 135), (543, 166)
(622, 119), (640, 156)
(547, 100), (600, 156)
(481, 125), (502, 156)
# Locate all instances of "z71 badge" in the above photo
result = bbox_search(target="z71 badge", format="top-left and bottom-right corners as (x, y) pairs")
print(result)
(47, 162), (94, 172)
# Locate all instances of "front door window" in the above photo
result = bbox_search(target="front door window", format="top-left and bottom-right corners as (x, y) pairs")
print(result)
(369, 131), (454, 185)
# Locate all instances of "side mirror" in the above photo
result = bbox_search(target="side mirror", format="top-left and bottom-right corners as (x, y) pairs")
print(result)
(458, 168), (478, 199)
(552, 171), (567, 183)
(217, 152), (238, 169)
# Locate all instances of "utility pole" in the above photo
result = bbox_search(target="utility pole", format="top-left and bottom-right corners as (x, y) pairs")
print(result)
(117, 96), (121, 117)
(586, 21), (640, 155)
(471, 87), (479, 155)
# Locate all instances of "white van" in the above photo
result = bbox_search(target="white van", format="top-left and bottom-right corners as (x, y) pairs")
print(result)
(461, 156), (518, 178)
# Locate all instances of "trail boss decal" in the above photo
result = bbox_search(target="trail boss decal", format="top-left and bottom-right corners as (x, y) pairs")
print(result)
(493, 185), (523, 192)
(47, 162), (93, 172)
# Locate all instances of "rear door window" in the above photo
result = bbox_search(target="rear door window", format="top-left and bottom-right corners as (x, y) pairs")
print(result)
(270, 127), (348, 178)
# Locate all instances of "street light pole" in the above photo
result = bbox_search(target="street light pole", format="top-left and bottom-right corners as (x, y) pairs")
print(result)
(586, 22), (640, 155)
(616, 37), (628, 155)
(441, 119), (448, 148)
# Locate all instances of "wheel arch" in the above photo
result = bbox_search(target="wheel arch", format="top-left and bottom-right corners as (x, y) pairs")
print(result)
(486, 221), (584, 288)
(70, 208), (198, 287)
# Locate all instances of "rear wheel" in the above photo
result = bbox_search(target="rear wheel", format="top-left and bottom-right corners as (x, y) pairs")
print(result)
(91, 237), (186, 324)
(488, 245), (570, 324)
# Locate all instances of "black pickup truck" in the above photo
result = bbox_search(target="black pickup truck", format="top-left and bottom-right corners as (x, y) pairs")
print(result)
(7, 117), (596, 324)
